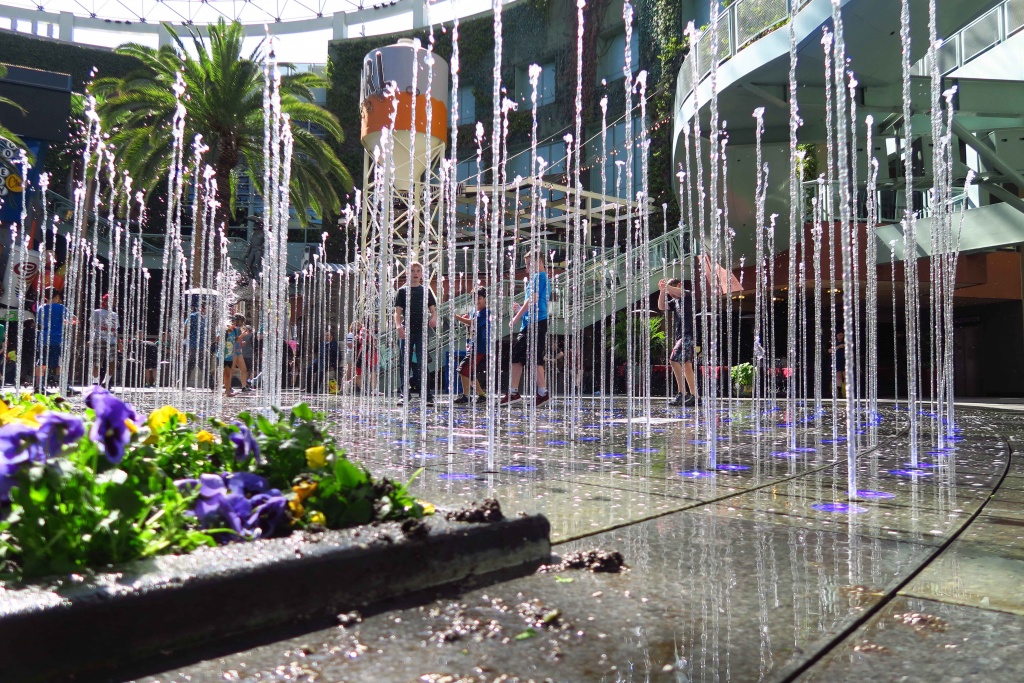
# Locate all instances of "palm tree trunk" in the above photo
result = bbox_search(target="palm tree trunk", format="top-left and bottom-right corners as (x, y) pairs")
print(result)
(190, 163), (234, 285)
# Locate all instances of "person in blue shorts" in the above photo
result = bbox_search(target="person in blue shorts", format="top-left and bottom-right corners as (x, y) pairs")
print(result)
(502, 250), (550, 407)
(34, 287), (66, 393)
(453, 287), (489, 405)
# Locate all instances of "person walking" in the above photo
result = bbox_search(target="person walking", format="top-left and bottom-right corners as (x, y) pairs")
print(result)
(222, 315), (242, 397)
(501, 250), (550, 406)
(234, 321), (254, 392)
(34, 287), (66, 393)
(90, 294), (119, 387)
(393, 261), (438, 404)
(658, 278), (698, 407)
(453, 287), (489, 405)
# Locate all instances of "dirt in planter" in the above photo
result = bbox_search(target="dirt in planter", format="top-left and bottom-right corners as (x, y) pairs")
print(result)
(444, 498), (505, 523)
(401, 518), (430, 538)
(540, 549), (627, 574)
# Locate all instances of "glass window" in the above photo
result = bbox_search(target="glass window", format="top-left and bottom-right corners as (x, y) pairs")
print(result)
(507, 140), (566, 182)
(515, 62), (556, 108)
(451, 86), (476, 126)
(597, 32), (640, 84)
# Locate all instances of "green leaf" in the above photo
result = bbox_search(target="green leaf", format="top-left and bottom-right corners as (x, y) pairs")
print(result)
(333, 458), (368, 489)
(514, 628), (538, 641)
(291, 402), (315, 422)
(554, 575), (574, 583)
(255, 414), (275, 436)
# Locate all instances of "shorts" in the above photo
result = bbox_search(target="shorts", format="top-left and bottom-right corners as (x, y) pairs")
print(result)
(510, 320), (548, 366)
(670, 336), (695, 364)
(38, 344), (61, 368)
(91, 341), (114, 364)
(224, 360), (234, 369)
(459, 353), (487, 379)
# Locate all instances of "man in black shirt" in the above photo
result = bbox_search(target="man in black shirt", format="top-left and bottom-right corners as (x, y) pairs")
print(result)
(393, 261), (438, 404)
(658, 278), (697, 407)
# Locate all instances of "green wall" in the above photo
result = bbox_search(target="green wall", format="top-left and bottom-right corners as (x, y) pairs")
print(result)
(0, 29), (141, 91)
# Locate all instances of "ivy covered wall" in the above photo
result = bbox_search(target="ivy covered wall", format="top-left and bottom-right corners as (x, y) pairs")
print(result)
(328, 0), (635, 198)
(327, 0), (698, 241)
(0, 29), (141, 90)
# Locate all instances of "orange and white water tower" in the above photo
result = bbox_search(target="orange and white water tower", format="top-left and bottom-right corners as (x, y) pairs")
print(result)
(360, 38), (449, 193)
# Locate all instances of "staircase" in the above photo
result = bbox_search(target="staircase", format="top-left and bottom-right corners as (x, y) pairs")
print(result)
(429, 225), (687, 355)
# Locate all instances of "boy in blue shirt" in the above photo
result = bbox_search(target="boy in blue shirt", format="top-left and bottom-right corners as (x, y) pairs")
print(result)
(502, 250), (550, 406)
(453, 287), (489, 405)
(34, 287), (66, 393)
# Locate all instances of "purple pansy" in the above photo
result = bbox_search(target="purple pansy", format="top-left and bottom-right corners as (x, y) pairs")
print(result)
(0, 450), (31, 502)
(36, 412), (86, 459)
(182, 472), (287, 541)
(85, 386), (140, 464)
(0, 422), (44, 464)
(247, 492), (288, 537)
(229, 422), (260, 463)
(226, 472), (269, 496)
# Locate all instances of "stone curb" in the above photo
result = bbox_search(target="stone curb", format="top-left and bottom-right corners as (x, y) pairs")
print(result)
(0, 513), (551, 682)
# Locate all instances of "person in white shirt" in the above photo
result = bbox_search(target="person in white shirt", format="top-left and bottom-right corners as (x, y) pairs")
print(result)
(90, 293), (119, 386)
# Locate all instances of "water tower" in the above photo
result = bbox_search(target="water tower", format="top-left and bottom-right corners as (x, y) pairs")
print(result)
(359, 38), (449, 269)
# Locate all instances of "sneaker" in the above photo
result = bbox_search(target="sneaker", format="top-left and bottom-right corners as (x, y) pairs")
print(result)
(535, 392), (550, 408)
(668, 393), (683, 407)
(452, 394), (470, 405)
(474, 395), (487, 405)
(426, 393), (435, 405)
(684, 394), (697, 407)
(499, 392), (522, 405)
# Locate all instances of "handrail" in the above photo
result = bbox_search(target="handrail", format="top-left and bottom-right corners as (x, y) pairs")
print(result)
(677, 0), (810, 107)
(679, 0), (1024, 108)
(430, 225), (686, 351)
(912, 0), (1024, 77)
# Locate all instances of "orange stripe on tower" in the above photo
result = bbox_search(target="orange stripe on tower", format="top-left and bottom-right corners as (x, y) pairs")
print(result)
(361, 92), (449, 142)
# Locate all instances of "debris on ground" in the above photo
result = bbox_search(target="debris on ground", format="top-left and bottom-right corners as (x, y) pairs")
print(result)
(540, 549), (627, 573)
(401, 518), (430, 538)
(444, 498), (505, 523)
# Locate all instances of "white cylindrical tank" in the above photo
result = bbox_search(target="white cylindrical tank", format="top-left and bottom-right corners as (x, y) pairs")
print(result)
(360, 39), (450, 192)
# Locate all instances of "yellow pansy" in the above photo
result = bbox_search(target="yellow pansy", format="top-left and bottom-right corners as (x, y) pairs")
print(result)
(417, 500), (436, 516)
(292, 480), (318, 502)
(196, 430), (215, 443)
(148, 405), (187, 432)
(309, 511), (326, 525)
(305, 446), (327, 469)
(0, 401), (44, 427)
(289, 480), (318, 519)
(124, 419), (138, 434)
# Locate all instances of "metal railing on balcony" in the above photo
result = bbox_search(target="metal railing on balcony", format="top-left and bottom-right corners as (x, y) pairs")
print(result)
(912, 0), (1024, 76)
(678, 0), (804, 108)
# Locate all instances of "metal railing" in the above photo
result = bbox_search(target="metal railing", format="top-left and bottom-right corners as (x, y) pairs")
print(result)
(678, 0), (804, 108)
(430, 225), (686, 352)
(912, 0), (1024, 77)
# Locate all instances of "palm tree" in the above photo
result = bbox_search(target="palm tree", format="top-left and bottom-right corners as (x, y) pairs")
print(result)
(92, 19), (351, 278)
(0, 63), (31, 168)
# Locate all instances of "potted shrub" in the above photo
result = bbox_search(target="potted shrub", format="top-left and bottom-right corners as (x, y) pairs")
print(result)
(731, 362), (755, 397)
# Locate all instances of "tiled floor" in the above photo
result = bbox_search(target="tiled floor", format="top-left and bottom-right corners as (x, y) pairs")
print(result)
(135, 399), (1024, 683)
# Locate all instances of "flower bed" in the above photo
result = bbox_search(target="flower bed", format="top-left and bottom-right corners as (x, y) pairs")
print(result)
(0, 388), (428, 581)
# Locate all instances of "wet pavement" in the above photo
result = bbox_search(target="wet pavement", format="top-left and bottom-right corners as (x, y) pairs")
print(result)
(132, 398), (1024, 683)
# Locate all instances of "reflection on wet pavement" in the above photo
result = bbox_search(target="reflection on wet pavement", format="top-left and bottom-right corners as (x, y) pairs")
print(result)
(136, 401), (1024, 683)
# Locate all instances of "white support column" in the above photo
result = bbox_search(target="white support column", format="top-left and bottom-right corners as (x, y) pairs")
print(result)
(332, 11), (348, 40)
(412, 0), (427, 29)
(158, 23), (173, 48)
(58, 11), (74, 42)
